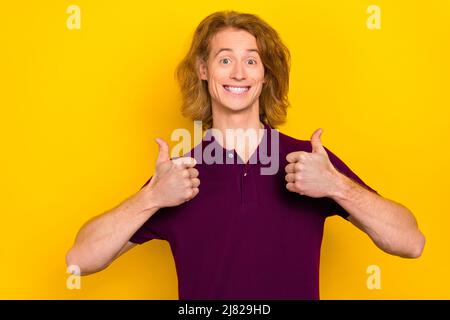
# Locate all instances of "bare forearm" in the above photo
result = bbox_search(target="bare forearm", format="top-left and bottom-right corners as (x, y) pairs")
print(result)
(330, 172), (425, 258)
(66, 188), (159, 274)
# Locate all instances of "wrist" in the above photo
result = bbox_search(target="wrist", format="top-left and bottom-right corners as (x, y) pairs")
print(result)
(132, 187), (162, 214)
(328, 170), (353, 201)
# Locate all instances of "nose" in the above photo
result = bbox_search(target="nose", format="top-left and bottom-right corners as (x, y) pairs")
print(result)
(230, 62), (246, 81)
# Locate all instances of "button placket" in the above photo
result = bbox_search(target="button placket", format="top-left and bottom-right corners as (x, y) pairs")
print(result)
(240, 163), (253, 206)
(240, 167), (246, 206)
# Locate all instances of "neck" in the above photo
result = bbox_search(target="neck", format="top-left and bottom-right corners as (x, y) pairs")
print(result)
(210, 99), (264, 137)
(209, 114), (265, 162)
(212, 116), (264, 134)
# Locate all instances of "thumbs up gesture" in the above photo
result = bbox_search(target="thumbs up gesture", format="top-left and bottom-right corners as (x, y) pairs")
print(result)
(143, 138), (200, 208)
(285, 128), (340, 198)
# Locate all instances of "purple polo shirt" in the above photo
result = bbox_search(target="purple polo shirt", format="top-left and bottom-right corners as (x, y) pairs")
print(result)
(129, 123), (378, 300)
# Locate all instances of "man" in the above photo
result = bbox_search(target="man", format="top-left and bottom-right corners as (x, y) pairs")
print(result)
(66, 11), (425, 299)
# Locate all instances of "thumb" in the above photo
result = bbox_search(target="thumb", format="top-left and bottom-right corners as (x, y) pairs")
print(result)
(155, 138), (170, 164)
(310, 128), (326, 154)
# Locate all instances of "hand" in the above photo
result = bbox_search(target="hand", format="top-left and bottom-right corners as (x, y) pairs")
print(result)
(143, 137), (200, 208)
(285, 128), (340, 198)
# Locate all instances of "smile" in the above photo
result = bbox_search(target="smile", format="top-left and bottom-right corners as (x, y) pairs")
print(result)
(223, 85), (250, 94)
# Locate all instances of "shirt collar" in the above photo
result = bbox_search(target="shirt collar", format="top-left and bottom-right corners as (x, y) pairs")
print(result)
(200, 122), (276, 165)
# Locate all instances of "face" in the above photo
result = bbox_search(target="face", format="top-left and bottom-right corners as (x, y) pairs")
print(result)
(199, 28), (266, 114)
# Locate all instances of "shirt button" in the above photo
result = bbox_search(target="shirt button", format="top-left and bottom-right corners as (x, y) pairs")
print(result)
(228, 153), (234, 159)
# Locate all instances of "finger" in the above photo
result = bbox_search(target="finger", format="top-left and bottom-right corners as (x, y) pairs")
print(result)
(286, 182), (295, 192)
(285, 163), (296, 173)
(286, 151), (298, 163)
(191, 187), (200, 198)
(172, 156), (197, 168)
(285, 173), (295, 183)
(191, 177), (200, 188)
(155, 138), (170, 164)
(188, 168), (199, 178)
(310, 128), (327, 155)
(185, 187), (199, 201)
(286, 151), (308, 163)
(180, 169), (190, 178)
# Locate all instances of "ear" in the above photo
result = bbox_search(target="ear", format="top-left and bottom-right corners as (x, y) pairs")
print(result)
(198, 58), (208, 81)
(262, 64), (267, 84)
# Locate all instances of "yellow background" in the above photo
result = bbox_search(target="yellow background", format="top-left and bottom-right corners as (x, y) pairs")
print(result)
(1, 0), (449, 299)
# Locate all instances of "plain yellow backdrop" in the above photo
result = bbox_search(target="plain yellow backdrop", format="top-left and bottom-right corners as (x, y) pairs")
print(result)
(0, 0), (449, 299)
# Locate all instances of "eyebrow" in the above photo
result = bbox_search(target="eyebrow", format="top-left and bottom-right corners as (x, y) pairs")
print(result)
(214, 48), (260, 57)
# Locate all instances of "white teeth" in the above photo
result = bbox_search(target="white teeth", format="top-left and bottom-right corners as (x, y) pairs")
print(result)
(224, 86), (250, 94)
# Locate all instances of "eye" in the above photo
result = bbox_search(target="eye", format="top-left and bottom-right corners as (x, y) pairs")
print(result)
(220, 58), (231, 65)
(247, 59), (257, 65)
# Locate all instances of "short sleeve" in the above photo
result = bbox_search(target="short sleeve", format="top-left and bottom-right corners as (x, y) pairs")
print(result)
(321, 146), (379, 219)
(128, 177), (166, 244)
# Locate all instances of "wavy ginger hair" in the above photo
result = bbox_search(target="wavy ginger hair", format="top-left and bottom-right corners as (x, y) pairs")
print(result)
(176, 11), (291, 129)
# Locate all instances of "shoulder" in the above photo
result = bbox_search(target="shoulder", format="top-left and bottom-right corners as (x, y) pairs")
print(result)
(276, 129), (344, 167)
(276, 129), (313, 155)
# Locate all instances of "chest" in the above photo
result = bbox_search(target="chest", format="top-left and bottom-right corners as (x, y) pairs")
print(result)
(166, 164), (327, 249)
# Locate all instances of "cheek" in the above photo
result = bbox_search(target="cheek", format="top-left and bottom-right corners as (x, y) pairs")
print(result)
(251, 68), (265, 84)
(207, 75), (226, 97)
(209, 68), (227, 80)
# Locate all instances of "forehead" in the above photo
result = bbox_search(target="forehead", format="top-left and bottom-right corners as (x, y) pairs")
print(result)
(209, 28), (258, 52)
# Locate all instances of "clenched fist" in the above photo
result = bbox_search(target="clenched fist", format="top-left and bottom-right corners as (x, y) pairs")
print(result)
(285, 128), (340, 198)
(142, 137), (200, 208)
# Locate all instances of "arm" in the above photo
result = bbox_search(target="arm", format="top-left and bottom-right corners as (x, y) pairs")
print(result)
(65, 188), (160, 276)
(66, 138), (200, 276)
(285, 128), (425, 259)
(330, 172), (425, 258)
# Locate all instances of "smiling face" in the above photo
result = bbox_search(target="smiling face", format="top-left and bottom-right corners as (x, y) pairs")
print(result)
(198, 28), (266, 117)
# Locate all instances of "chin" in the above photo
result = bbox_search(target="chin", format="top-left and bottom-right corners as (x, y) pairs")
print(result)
(217, 97), (255, 111)
(222, 103), (251, 112)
